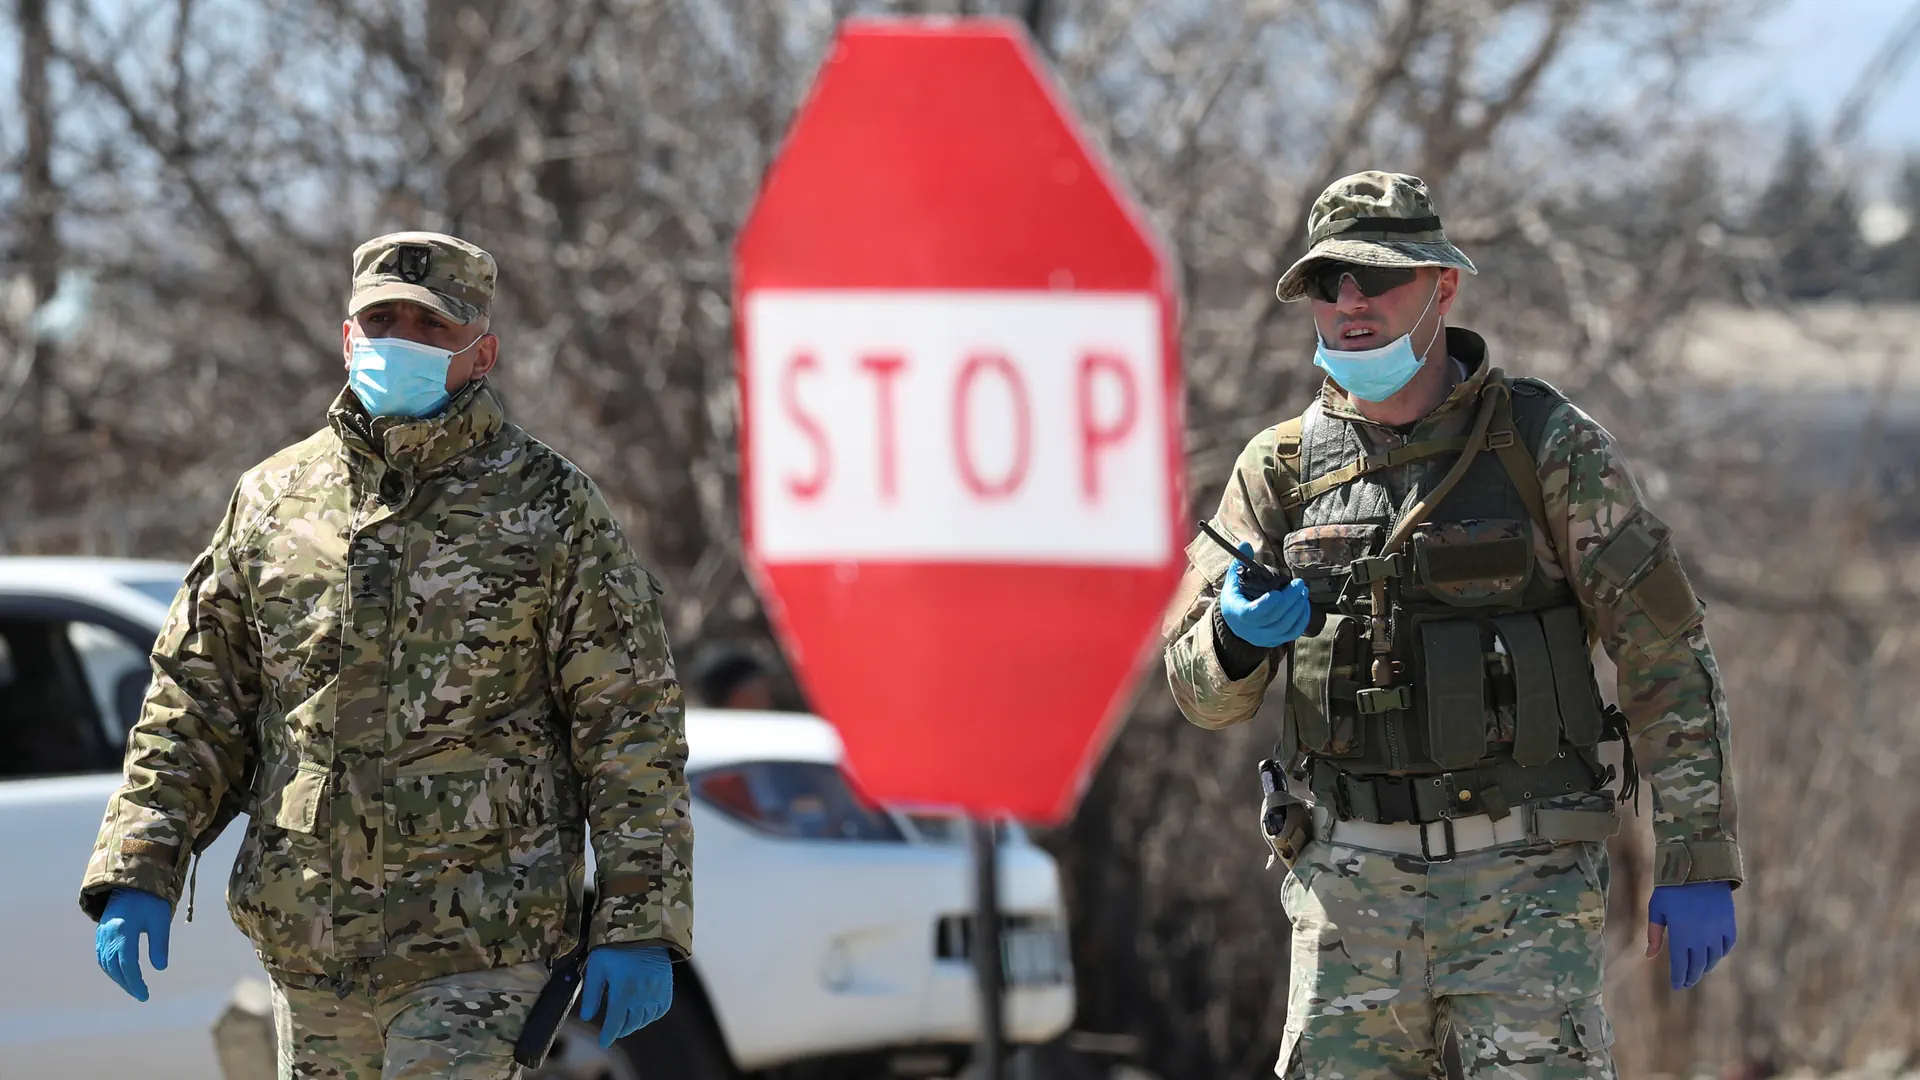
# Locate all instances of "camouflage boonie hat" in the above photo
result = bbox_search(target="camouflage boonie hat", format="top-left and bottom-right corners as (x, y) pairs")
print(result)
(348, 231), (496, 324)
(1274, 171), (1477, 302)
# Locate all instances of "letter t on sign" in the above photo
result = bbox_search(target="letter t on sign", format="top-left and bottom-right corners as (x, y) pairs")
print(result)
(859, 354), (907, 501)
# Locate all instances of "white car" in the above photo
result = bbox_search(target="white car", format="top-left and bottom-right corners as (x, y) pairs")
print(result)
(0, 557), (1076, 1079)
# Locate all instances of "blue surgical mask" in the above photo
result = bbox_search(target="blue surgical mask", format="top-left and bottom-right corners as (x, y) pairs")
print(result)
(1311, 282), (1443, 403)
(348, 334), (480, 418)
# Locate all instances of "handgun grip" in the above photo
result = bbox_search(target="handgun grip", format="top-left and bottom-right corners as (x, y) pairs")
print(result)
(513, 959), (587, 1068)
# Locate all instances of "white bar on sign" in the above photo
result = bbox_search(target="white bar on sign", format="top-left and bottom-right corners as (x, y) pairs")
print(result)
(745, 290), (1171, 566)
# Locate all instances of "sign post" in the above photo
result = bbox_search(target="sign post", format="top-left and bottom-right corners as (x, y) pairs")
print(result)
(971, 818), (1007, 1078)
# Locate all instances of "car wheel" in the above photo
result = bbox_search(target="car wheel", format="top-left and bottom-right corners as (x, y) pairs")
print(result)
(530, 1017), (643, 1080)
(616, 990), (740, 1080)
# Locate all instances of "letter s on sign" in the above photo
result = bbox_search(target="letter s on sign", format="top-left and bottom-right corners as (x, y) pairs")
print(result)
(784, 352), (829, 500)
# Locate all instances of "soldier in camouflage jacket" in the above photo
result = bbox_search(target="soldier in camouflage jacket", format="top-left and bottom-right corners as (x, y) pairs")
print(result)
(81, 232), (691, 1078)
(1163, 175), (1741, 1079)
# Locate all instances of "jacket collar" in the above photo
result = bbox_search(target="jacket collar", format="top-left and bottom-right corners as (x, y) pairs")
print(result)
(329, 378), (507, 477)
(1317, 326), (1492, 437)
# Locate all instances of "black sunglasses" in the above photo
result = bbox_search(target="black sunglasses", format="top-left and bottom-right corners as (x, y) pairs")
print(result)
(1304, 262), (1419, 303)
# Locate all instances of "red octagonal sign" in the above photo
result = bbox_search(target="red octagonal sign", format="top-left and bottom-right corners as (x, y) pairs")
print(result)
(734, 18), (1185, 824)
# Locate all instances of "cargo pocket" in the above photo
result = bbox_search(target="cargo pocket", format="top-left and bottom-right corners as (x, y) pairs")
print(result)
(391, 763), (558, 837)
(1282, 850), (1407, 1014)
(1286, 613), (1365, 758)
(229, 760), (328, 954)
(252, 761), (329, 835)
(1562, 995), (1616, 1066)
(385, 763), (567, 956)
(1410, 518), (1534, 607)
(1573, 837), (1612, 898)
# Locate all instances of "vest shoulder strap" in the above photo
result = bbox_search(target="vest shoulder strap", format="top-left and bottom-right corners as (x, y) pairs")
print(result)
(1487, 387), (1551, 538)
(1272, 414), (1304, 458)
(1505, 376), (1572, 453)
(1491, 375), (1578, 540)
(1266, 414), (1306, 532)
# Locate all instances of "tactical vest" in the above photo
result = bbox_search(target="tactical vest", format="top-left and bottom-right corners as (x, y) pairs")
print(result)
(1274, 373), (1628, 826)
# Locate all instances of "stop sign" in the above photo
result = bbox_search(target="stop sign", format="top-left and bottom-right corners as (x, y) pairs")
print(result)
(734, 18), (1185, 824)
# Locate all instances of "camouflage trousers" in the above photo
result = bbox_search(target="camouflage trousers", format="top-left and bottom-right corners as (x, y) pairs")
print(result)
(1277, 836), (1616, 1079)
(269, 961), (548, 1080)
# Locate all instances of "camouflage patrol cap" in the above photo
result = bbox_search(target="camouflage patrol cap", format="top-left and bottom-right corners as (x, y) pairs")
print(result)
(348, 231), (496, 324)
(1274, 171), (1478, 302)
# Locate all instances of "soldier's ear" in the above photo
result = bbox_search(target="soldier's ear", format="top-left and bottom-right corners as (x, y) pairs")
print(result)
(1434, 269), (1460, 317)
(341, 320), (355, 372)
(469, 333), (499, 379)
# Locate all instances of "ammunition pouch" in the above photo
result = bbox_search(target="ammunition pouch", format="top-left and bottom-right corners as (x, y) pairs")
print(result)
(1286, 603), (1605, 771)
(1286, 611), (1367, 758)
(1411, 604), (1607, 770)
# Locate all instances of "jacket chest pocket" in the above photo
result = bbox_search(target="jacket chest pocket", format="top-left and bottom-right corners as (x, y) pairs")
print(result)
(404, 555), (549, 637)
(246, 564), (347, 693)
(1408, 518), (1534, 607)
(1282, 523), (1383, 605)
(401, 553), (550, 716)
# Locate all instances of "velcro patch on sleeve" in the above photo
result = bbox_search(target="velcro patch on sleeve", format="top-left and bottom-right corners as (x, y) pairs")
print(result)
(600, 872), (664, 898)
(1589, 515), (1663, 588)
(1629, 556), (1702, 639)
(120, 838), (171, 861)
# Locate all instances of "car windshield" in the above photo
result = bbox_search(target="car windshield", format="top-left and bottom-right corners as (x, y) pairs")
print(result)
(124, 578), (185, 607)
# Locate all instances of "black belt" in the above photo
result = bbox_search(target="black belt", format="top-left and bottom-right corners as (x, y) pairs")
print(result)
(1310, 752), (1607, 825)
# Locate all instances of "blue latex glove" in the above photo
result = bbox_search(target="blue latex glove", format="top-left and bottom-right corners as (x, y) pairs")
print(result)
(1220, 543), (1312, 648)
(95, 888), (172, 1002)
(1647, 881), (1737, 990)
(581, 944), (673, 1047)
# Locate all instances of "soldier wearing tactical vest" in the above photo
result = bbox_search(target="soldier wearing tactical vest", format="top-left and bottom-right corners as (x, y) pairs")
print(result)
(79, 232), (691, 1078)
(1164, 173), (1742, 1078)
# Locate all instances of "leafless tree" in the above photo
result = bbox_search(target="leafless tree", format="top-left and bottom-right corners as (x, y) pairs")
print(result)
(8, 1), (1918, 1077)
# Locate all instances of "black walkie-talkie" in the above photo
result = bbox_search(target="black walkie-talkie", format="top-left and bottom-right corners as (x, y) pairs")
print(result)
(1196, 520), (1325, 637)
(1195, 520), (1286, 598)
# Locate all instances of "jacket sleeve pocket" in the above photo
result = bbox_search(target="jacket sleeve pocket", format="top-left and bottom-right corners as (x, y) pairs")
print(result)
(602, 562), (668, 664)
(1563, 995), (1616, 1060)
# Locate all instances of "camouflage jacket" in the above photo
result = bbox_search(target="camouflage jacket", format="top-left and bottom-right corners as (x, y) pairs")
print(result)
(1163, 328), (1742, 887)
(80, 379), (693, 983)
